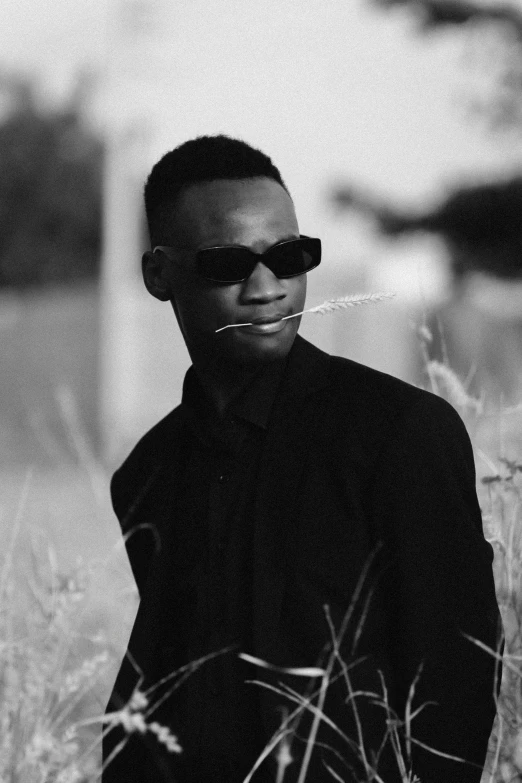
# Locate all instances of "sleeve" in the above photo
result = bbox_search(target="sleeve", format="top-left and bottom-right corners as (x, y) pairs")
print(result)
(371, 394), (502, 783)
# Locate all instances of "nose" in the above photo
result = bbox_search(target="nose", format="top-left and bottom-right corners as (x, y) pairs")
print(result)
(240, 261), (286, 304)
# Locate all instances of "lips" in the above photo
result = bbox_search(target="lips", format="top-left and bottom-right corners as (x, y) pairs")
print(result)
(242, 313), (289, 334)
(249, 313), (288, 325)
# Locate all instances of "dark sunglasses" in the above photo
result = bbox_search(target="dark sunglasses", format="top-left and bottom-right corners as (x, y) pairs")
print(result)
(153, 235), (321, 284)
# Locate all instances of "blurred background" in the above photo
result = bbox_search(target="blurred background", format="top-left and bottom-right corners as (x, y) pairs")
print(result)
(1, 0), (522, 719)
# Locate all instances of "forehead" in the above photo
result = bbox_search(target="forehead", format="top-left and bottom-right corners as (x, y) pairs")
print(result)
(167, 177), (299, 248)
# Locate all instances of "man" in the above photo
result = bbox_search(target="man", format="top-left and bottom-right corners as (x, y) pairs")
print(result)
(103, 134), (501, 783)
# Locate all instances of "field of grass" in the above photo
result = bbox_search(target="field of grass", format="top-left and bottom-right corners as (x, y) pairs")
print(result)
(0, 461), (138, 781)
(423, 348), (522, 783)
(1, 327), (521, 782)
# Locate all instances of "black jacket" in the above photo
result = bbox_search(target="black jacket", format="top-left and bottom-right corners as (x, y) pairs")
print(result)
(103, 335), (501, 783)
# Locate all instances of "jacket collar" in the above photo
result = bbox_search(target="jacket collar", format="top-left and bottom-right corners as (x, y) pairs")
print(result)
(272, 333), (331, 406)
(180, 353), (288, 432)
(121, 336), (333, 689)
(157, 334), (330, 455)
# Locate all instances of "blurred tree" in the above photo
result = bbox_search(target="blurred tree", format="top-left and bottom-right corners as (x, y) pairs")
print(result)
(331, 178), (522, 402)
(331, 177), (522, 279)
(0, 73), (103, 289)
(371, 0), (522, 131)
(372, 0), (522, 30)
(333, 2), (522, 402)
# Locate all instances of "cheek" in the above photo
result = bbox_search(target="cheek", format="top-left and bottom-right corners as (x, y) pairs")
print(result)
(290, 276), (307, 309)
(203, 287), (239, 321)
(176, 287), (238, 333)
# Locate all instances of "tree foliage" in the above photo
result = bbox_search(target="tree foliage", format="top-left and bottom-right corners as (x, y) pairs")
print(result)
(372, 0), (522, 32)
(0, 75), (103, 289)
(332, 0), (522, 279)
(332, 176), (522, 279)
(372, 0), (522, 131)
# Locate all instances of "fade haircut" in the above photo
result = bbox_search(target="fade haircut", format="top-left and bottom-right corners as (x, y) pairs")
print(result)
(144, 134), (290, 246)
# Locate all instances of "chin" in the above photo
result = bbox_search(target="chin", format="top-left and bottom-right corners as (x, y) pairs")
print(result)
(223, 327), (298, 367)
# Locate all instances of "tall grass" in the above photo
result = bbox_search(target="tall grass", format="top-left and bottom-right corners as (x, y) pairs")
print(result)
(1, 336), (520, 782)
(419, 324), (521, 783)
(0, 514), (112, 782)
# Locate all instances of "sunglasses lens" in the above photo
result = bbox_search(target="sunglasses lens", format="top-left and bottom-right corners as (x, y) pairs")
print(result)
(266, 238), (320, 278)
(197, 237), (321, 283)
(198, 248), (255, 283)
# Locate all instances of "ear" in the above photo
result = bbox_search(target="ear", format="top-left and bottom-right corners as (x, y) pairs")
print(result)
(142, 251), (172, 301)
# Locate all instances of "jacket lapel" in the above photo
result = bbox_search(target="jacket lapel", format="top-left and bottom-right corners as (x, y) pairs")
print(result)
(252, 336), (331, 660)
(115, 338), (332, 703)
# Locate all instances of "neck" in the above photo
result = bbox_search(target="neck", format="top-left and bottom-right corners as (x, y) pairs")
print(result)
(192, 355), (259, 417)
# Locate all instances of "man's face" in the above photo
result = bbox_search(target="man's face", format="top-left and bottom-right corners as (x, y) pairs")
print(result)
(148, 177), (307, 367)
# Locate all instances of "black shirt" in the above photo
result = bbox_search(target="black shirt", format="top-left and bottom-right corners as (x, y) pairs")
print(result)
(162, 359), (287, 782)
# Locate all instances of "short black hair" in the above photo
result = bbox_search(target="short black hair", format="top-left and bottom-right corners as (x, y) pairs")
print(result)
(144, 134), (290, 245)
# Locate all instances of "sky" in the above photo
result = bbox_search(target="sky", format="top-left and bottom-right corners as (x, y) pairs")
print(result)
(2, 0), (522, 440)
(3, 0), (522, 308)
(2, 0), (521, 200)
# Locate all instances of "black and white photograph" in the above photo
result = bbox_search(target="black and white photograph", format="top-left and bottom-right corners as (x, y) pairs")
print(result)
(1, 1), (520, 781)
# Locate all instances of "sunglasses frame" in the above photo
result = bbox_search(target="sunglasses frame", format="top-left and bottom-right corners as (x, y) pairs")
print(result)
(153, 235), (321, 284)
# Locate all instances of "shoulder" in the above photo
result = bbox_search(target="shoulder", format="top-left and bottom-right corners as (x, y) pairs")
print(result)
(320, 354), (482, 539)
(326, 352), (461, 427)
(119, 404), (184, 468)
(317, 352), (471, 472)
(288, 336), (466, 445)
(110, 405), (184, 527)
